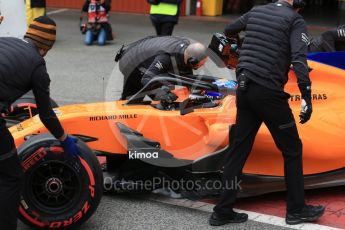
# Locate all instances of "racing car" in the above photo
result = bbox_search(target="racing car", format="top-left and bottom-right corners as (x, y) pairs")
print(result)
(7, 35), (345, 229)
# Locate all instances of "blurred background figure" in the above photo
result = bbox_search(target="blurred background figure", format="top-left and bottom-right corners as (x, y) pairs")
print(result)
(223, 0), (254, 14)
(25, 0), (46, 26)
(307, 25), (345, 70)
(0, 11), (4, 24)
(148, 0), (182, 36)
(80, 0), (114, 46)
(309, 25), (345, 52)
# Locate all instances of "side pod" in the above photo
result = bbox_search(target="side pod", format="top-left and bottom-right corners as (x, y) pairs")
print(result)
(116, 122), (192, 168)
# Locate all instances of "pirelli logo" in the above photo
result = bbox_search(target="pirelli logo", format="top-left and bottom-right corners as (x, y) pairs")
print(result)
(22, 148), (47, 171)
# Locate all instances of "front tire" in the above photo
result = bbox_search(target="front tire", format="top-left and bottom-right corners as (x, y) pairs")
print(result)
(18, 134), (103, 229)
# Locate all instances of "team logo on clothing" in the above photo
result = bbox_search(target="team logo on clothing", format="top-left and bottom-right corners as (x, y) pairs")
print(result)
(218, 44), (224, 52)
(337, 28), (345, 37)
(154, 61), (164, 70)
(20, 38), (29, 44)
(301, 33), (309, 45)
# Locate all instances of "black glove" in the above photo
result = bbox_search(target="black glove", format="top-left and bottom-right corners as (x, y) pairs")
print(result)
(298, 83), (312, 124)
(155, 86), (178, 110)
(155, 86), (177, 102)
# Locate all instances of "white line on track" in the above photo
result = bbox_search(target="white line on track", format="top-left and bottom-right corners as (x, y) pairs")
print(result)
(149, 195), (342, 230)
(47, 9), (69, 15)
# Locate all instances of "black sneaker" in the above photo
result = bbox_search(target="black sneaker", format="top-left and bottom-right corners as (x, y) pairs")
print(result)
(286, 205), (325, 225)
(209, 211), (248, 226)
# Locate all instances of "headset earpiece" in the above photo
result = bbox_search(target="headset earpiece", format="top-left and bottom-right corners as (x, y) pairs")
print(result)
(187, 57), (200, 67)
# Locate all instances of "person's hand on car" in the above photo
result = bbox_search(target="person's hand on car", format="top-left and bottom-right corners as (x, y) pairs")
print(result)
(299, 99), (312, 124)
(60, 135), (80, 157)
(298, 84), (312, 124)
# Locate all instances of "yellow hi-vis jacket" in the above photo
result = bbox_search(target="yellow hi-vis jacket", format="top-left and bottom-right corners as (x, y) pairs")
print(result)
(150, 2), (178, 16)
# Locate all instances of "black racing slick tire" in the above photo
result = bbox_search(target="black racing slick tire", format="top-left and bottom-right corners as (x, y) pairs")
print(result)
(18, 134), (103, 229)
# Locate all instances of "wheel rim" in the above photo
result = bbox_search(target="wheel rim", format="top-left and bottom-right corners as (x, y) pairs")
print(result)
(27, 160), (82, 214)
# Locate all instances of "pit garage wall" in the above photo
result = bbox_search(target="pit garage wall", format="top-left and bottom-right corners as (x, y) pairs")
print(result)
(46, 0), (186, 15)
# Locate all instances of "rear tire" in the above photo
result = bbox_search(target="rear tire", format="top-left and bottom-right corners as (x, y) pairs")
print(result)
(18, 134), (103, 229)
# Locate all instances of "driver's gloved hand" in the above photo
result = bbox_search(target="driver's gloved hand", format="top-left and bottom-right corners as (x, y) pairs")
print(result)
(60, 135), (80, 157)
(154, 86), (178, 110)
(298, 83), (312, 124)
(160, 92), (178, 103)
(154, 86), (177, 102)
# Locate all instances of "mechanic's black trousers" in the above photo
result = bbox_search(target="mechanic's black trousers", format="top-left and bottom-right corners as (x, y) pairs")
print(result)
(0, 119), (23, 230)
(151, 19), (175, 36)
(214, 81), (305, 215)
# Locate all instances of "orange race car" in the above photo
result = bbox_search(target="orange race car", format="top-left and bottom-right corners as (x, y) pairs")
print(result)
(6, 36), (345, 229)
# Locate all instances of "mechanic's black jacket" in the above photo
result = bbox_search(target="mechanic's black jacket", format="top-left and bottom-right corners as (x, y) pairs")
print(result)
(119, 36), (193, 86)
(0, 37), (64, 139)
(309, 25), (345, 52)
(148, 0), (183, 23)
(224, 1), (311, 91)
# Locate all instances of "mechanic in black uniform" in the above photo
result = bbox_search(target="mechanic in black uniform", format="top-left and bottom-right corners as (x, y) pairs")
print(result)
(309, 25), (345, 52)
(0, 16), (79, 230)
(116, 36), (208, 99)
(147, 0), (182, 36)
(209, 0), (325, 226)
